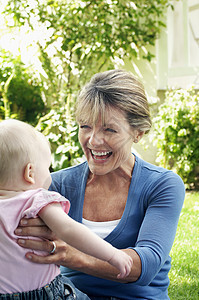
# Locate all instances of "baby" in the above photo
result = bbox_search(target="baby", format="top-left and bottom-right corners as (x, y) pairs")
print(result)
(0, 119), (132, 299)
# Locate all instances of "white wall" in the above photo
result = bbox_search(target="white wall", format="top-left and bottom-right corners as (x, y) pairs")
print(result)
(125, 0), (199, 164)
(157, 0), (199, 90)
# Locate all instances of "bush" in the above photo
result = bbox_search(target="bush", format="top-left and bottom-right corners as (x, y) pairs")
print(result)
(7, 72), (45, 124)
(36, 104), (84, 171)
(0, 51), (45, 125)
(153, 87), (199, 189)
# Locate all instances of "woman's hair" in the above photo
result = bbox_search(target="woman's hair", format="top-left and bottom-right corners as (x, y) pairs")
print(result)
(0, 119), (49, 187)
(76, 69), (152, 133)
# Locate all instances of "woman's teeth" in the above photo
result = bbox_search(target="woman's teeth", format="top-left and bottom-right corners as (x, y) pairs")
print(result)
(90, 150), (112, 160)
(91, 150), (111, 156)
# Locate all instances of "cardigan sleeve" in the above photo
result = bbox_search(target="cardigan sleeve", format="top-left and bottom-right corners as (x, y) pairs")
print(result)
(132, 171), (185, 286)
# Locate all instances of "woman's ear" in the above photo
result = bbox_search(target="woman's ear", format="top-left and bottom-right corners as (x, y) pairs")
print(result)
(24, 163), (35, 184)
(134, 130), (145, 143)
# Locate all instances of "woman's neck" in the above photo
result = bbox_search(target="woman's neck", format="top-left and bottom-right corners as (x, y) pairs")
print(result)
(87, 165), (133, 188)
(87, 155), (135, 186)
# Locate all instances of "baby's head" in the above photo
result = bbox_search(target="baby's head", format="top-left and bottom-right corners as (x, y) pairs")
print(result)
(0, 119), (52, 191)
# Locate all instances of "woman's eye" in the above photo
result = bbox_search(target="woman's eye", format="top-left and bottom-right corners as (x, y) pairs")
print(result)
(80, 125), (90, 129)
(105, 128), (117, 133)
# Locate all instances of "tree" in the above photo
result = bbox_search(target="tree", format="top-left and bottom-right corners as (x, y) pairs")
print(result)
(2, 0), (175, 169)
(3, 0), (174, 102)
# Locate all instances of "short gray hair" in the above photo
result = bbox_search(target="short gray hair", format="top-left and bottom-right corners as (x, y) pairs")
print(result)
(76, 69), (152, 133)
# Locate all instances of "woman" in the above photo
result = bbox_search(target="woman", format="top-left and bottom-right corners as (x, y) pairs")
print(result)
(16, 69), (185, 300)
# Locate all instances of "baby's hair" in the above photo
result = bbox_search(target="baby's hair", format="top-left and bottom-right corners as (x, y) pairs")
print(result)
(0, 119), (50, 187)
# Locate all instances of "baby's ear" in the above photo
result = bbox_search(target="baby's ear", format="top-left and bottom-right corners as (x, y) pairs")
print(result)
(24, 163), (35, 184)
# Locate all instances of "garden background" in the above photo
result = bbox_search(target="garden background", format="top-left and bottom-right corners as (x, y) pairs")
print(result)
(0, 1), (198, 299)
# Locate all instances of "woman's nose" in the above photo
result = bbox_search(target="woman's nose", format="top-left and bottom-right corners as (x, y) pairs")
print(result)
(89, 128), (104, 146)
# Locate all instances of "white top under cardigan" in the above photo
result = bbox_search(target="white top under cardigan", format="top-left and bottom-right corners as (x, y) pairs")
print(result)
(82, 218), (120, 239)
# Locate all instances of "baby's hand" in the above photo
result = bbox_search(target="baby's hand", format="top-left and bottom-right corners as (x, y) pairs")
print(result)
(108, 249), (133, 279)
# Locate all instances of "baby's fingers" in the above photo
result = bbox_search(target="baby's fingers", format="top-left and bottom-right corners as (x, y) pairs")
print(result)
(117, 267), (129, 279)
(117, 257), (133, 279)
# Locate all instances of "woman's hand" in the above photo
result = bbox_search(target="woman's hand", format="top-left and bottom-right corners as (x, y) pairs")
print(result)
(15, 217), (87, 268)
(15, 217), (63, 264)
(16, 217), (55, 241)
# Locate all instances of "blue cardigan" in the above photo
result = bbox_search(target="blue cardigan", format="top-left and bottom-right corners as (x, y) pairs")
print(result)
(50, 155), (185, 300)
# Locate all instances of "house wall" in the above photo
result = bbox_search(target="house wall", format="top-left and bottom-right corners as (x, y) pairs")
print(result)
(125, 0), (199, 164)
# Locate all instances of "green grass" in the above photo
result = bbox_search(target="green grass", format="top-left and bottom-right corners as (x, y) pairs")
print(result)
(168, 191), (199, 300)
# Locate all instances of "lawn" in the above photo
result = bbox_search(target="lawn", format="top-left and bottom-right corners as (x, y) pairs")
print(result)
(168, 191), (199, 300)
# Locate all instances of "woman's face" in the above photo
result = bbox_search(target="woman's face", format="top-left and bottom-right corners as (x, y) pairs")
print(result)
(78, 106), (136, 176)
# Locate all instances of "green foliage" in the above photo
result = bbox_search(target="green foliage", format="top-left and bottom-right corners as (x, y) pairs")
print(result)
(2, 0), (174, 169)
(0, 51), (45, 124)
(4, 0), (171, 61)
(3, 0), (173, 102)
(153, 87), (199, 189)
(36, 103), (84, 171)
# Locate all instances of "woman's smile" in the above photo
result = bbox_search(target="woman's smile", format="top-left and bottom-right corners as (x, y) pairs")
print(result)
(90, 149), (113, 161)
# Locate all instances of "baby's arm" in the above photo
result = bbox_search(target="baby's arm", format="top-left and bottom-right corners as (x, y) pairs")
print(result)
(38, 202), (132, 279)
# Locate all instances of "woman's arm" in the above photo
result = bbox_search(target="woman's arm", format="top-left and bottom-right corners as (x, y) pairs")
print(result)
(38, 202), (133, 279)
(15, 217), (141, 283)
